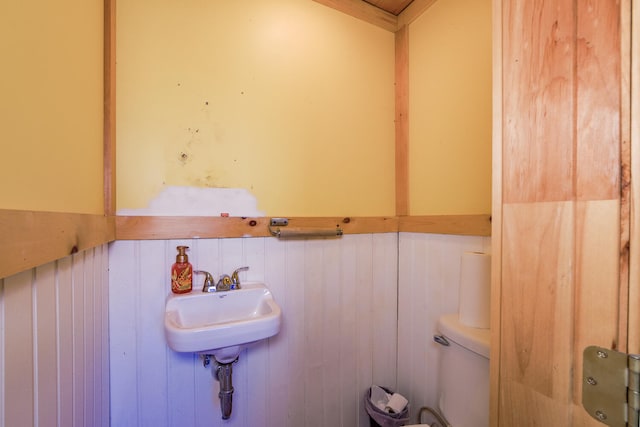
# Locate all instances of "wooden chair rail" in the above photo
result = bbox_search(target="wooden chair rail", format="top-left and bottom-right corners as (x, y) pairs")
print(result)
(0, 210), (490, 279)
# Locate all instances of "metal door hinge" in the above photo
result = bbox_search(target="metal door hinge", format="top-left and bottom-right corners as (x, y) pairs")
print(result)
(582, 346), (640, 426)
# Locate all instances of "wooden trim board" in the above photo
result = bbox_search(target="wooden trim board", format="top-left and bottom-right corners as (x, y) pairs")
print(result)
(312, 0), (398, 32)
(396, 0), (438, 28)
(0, 211), (490, 278)
(116, 214), (489, 240)
(395, 24), (410, 216)
(489, 0), (503, 425)
(115, 216), (399, 240)
(399, 214), (491, 236)
(104, 0), (116, 216)
(628, 0), (640, 354)
(0, 210), (115, 279)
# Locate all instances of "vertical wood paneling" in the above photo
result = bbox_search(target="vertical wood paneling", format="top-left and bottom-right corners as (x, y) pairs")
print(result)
(304, 239), (325, 427)
(371, 234), (398, 392)
(397, 232), (489, 423)
(322, 238), (342, 427)
(35, 262), (58, 426)
(339, 236), (359, 427)
(57, 256), (74, 426)
(490, 0), (503, 424)
(285, 239), (306, 426)
(0, 245), (109, 427)
(395, 25), (410, 216)
(109, 234), (410, 427)
(108, 240), (139, 426)
(84, 250), (96, 426)
(138, 241), (170, 427)
(244, 238), (268, 427)
(502, 0), (575, 203)
(4, 270), (34, 427)
(576, 0), (620, 201)
(263, 238), (287, 427)
(108, 233), (484, 427)
(500, 203), (574, 425)
(630, 0), (640, 355)
(355, 235), (374, 427)
(0, 278), (4, 426)
(72, 252), (86, 427)
(572, 201), (621, 426)
(496, 1), (626, 425)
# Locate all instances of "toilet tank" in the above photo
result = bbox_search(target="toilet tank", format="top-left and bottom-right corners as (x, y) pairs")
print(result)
(437, 314), (490, 427)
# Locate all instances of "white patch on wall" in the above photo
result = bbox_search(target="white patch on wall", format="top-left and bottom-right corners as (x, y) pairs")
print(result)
(116, 186), (265, 217)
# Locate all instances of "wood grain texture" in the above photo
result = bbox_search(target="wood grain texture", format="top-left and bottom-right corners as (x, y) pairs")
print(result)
(502, 0), (575, 203)
(496, 0), (628, 425)
(395, 25), (410, 216)
(576, 0), (620, 201)
(0, 210), (115, 279)
(617, 0), (632, 355)
(312, 0), (398, 31)
(365, 0), (413, 15)
(500, 202), (574, 426)
(399, 214), (491, 235)
(490, 0), (503, 424)
(572, 200), (621, 406)
(115, 216), (399, 240)
(396, 0), (438, 28)
(629, 0), (640, 355)
(115, 214), (492, 240)
(104, 0), (116, 216)
(1, 211), (490, 279)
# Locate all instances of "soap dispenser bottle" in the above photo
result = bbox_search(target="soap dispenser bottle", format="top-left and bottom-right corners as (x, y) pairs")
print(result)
(171, 246), (193, 294)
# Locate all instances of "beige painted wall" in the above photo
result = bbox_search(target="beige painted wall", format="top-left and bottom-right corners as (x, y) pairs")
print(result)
(409, 0), (492, 215)
(0, 0), (104, 214)
(116, 0), (396, 217)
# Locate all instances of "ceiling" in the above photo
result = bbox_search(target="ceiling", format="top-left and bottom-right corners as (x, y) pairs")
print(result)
(315, 0), (434, 32)
(364, 0), (414, 15)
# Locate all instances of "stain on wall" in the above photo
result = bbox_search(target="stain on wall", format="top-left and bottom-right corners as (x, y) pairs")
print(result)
(116, 0), (396, 216)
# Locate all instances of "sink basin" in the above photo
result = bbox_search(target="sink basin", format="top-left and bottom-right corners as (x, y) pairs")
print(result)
(164, 282), (281, 361)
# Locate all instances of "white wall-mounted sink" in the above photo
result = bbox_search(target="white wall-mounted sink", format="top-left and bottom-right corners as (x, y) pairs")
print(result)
(164, 282), (281, 362)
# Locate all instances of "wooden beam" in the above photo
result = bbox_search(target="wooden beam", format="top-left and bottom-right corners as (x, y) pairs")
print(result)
(115, 214), (491, 240)
(395, 25), (410, 216)
(627, 0), (639, 354)
(399, 215), (491, 236)
(618, 0), (632, 354)
(489, 0), (503, 425)
(365, 0), (413, 16)
(115, 216), (399, 240)
(0, 210), (115, 279)
(397, 0), (439, 28)
(104, 0), (116, 216)
(312, 0), (398, 32)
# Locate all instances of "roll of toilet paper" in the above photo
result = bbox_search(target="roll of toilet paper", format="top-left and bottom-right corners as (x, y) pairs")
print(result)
(458, 251), (491, 329)
(385, 393), (408, 414)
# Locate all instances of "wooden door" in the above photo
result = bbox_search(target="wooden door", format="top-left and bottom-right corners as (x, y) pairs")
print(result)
(491, 1), (635, 426)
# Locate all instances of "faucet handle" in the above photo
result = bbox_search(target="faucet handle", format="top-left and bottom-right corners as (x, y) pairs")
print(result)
(217, 274), (232, 292)
(194, 270), (216, 292)
(231, 266), (249, 289)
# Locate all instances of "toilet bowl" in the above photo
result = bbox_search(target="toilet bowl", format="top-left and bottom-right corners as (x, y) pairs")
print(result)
(406, 313), (491, 427)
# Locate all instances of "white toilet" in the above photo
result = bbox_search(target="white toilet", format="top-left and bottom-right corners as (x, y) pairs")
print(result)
(406, 313), (491, 427)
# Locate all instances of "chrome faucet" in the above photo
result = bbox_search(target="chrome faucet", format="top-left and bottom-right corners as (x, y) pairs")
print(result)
(216, 274), (233, 291)
(231, 266), (249, 289)
(194, 267), (249, 293)
(194, 270), (216, 292)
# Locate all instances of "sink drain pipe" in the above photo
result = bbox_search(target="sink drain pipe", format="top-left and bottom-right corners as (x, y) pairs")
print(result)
(214, 357), (236, 420)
